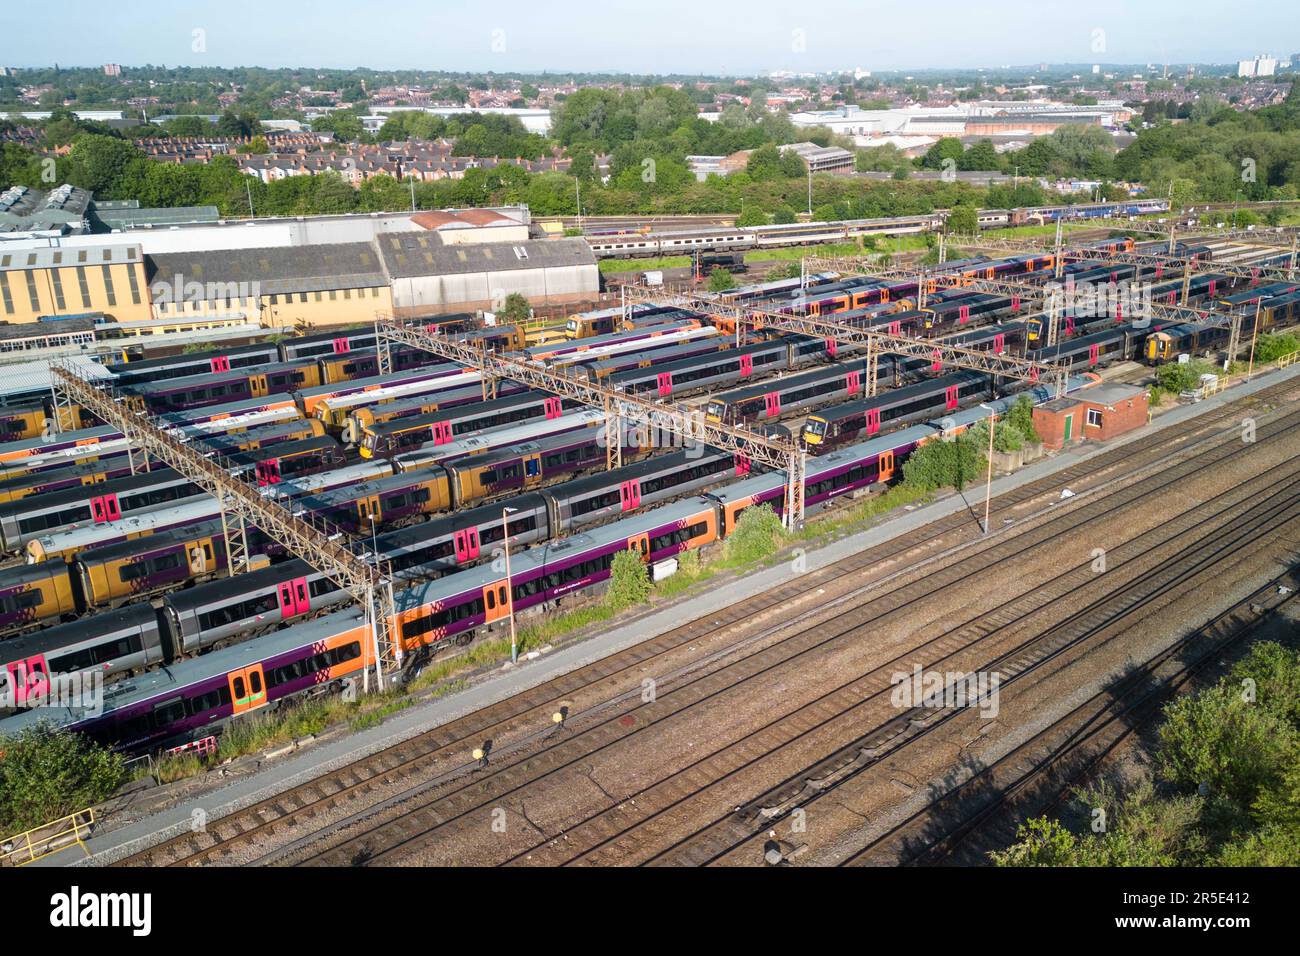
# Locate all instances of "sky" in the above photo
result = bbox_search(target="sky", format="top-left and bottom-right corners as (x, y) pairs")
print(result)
(3, 0), (1298, 76)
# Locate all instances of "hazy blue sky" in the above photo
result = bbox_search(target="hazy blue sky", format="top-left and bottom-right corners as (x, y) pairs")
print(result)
(4, 0), (1298, 75)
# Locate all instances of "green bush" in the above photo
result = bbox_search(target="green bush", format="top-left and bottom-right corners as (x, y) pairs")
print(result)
(902, 434), (981, 492)
(722, 503), (786, 565)
(707, 267), (736, 292)
(605, 549), (651, 611)
(1254, 332), (1300, 365)
(1156, 359), (1217, 394)
(0, 723), (125, 835)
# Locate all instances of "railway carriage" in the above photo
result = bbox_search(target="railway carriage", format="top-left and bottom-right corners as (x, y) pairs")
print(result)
(225, 436), (349, 485)
(293, 471), (453, 535)
(26, 497), (224, 564)
(126, 360), (323, 413)
(105, 343), (280, 386)
(358, 392), (584, 460)
(0, 468), (204, 553)
(442, 427), (634, 505)
(801, 372), (993, 449)
(1029, 325), (1142, 371)
(0, 562), (79, 636)
(74, 522), (232, 608)
(341, 382), (531, 444)
(705, 360), (872, 426)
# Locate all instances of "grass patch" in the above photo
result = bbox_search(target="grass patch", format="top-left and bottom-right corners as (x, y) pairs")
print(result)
(599, 256), (690, 274)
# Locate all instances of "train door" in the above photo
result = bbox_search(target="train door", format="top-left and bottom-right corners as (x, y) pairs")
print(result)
(255, 459), (281, 486)
(865, 408), (881, 436)
(277, 577), (311, 619)
(824, 338), (838, 358)
(739, 354), (754, 378)
(544, 397), (563, 420)
(210, 356), (231, 373)
(1088, 343), (1101, 367)
(90, 493), (122, 524)
(627, 532), (650, 560)
(734, 453), (751, 476)
(657, 372), (673, 398)
(931, 349), (942, 373)
(332, 337), (351, 354)
(888, 320), (901, 336)
(431, 421), (453, 445)
(228, 665), (267, 715)
(251, 374), (269, 398)
(764, 393), (781, 419)
(878, 449), (896, 482)
(1064, 316), (1076, 336)
(993, 333), (1006, 355)
(5, 656), (49, 706)
(187, 541), (214, 575)
(1011, 295), (1021, 312)
(945, 385), (959, 411)
(483, 582), (510, 623)
(959, 304), (971, 325)
(454, 527), (482, 563)
(523, 454), (542, 483)
(846, 371), (861, 395)
(619, 479), (642, 511)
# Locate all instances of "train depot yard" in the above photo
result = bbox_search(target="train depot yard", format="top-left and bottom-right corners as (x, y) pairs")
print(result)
(1, 213), (1297, 885)
(5, 17), (1300, 939)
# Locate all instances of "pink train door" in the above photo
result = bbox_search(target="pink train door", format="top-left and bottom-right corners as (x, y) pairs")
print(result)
(333, 337), (351, 353)
(210, 356), (231, 373)
(734, 453), (750, 476)
(931, 349), (942, 373)
(738, 354), (753, 378)
(992, 333), (1005, 355)
(277, 576), (311, 619)
(90, 493), (122, 523)
(454, 527), (481, 562)
(1089, 343), (1101, 367)
(959, 304), (970, 325)
(431, 420), (453, 445)
(255, 459), (281, 486)
(824, 337), (838, 358)
(1065, 316), (1076, 335)
(544, 397), (563, 419)
(945, 385), (959, 411)
(657, 372), (673, 397)
(846, 370), (861, 396)
(888, 320), (901, 336)
(865, 408), (881, 436)
(5, 656), (49, 706)
(764, 392), (781, 419)
(1011, 295), (1021, 312)
(619, 479), (641, 511)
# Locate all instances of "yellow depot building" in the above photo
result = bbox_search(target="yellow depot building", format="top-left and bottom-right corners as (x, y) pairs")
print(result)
(0, 244), (154, 325)
(146, 242), (394, 331)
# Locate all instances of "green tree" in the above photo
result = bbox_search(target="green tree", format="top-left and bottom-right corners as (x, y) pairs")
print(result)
(0, 724), (126, 834)
(947, 202), (979, 235)
(707, 267), (736, 291)
(605, 549), (650, 610)
(496, 291), (532, 324)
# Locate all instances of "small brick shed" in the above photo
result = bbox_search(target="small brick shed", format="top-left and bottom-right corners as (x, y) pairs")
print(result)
(1032, 382), (1149, 450)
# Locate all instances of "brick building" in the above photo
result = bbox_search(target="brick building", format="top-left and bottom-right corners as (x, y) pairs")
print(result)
(1032, 382), (1149, 449)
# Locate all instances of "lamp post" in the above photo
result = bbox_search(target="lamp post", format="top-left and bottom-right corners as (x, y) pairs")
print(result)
(502, 506), (518, 663)
(982, 408), (996, 535)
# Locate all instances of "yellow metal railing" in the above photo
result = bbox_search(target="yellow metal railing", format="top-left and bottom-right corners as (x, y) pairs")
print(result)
(0, 808), (94, 866)
(1276, 349), (1300, 369)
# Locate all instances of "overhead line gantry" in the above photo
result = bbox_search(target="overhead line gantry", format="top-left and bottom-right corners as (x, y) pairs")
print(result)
(49, 360), (402, 690)
(373, 315), (811, 528)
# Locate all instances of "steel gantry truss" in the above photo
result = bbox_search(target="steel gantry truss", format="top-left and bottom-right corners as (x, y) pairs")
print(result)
(808, 252), (1260, 359)
(621, 285), (1071, 399)
(49, 360), (401, 689)
(373, 317), (811, 528)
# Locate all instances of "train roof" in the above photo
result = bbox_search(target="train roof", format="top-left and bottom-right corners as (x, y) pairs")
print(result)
(366, 389), (551, 435)
(30, 497), (220, 554)
(393, 496), (719, 612)
(312, 371), (486, 412)
(396, 409), (605, 464)
(0, 425), (119, 455)
(292, 362), (461, 401)
(125, 360), (315, 394)
(587, 337), (729, 373)
(708, 360), (868, 405)
(225, 435), (340, 466)
(2, 607), (368, 733)
(0, 561), (69, 587)
(807, 371), (987, 424)
(524, 321), (701, 359)
(444, 424), (605, 471)
(161, 394), (297, 429)
(259, 460), (393, 500)
(707, 425), (938, 505)
(371, 492), (548, 551)
(0, 466), (191, 518)
(76, 519), (223, 562)
(163, 557), (316, 612)
(105, 341), (277, 375)
(546, 446), (730, 498)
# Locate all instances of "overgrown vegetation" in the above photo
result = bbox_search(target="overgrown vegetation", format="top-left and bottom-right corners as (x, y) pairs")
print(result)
(0, 723), (125, 835)
(902, 433), (983, 492)
(606, 549), (652, 610)
(1254, 331), (1300, 364)
(993, 641), (1300, 866)
(720, 503), (786, 566)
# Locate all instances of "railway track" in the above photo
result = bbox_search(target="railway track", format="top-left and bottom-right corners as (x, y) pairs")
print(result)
(115, 376), (1300, 867)
(842, 565), (1300, 867)
(495, 443), (1300, 866)
(284, 404), (1300, 865)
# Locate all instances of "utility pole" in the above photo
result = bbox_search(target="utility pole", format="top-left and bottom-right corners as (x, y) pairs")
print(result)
(982, 409), (997, 534)
(245, 180), (254, 218)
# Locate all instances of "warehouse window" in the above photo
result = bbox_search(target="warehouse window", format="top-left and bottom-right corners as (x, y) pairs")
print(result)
(126, 266), (141, 305)
(24, 271), (39, 310)
(1087, 409), (1102, 428)
(76, 267), (91, 309)
(0, 274), (12, 315)
(50, 270), (66, 310)
(101, 265), (116, 306)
